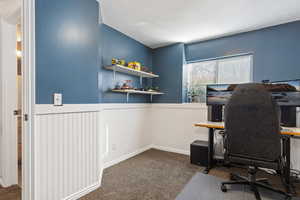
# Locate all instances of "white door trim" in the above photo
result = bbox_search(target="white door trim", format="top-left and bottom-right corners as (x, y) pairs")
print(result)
(22, 0), (35, 199)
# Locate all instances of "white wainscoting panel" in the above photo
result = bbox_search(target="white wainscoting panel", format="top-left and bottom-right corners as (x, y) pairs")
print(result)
(32, 103), (300, 200)
(150, 104), (208, 155)
(35, 105), (101, 200)
(100, 104), (152, 168)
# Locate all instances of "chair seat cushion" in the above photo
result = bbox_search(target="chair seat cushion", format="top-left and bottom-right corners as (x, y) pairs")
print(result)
(229, 155), (280, 170)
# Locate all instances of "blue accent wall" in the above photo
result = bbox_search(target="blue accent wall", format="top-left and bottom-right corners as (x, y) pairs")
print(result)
(185, 21), (300, 82)
(100, 24), (153, 103)
(152, 43), (185, 103)
(36, 0), (153, 104)
(36, 0), (300, 105)
(36, 0), (100, 104)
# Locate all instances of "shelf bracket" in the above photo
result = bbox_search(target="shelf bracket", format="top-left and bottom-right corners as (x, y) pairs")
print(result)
(140, 76), (143, 87)
(113, 67), (116, 81)
(126, 93), (129, 103)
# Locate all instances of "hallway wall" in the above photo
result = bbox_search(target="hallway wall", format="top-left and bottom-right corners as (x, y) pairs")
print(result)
(0, 18), (18, 187)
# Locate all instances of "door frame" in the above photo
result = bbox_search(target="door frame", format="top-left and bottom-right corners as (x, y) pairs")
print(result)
(22, 0), (35, 199)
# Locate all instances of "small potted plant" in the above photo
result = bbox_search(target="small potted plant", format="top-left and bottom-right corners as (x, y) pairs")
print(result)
(187, 86), (202, 103)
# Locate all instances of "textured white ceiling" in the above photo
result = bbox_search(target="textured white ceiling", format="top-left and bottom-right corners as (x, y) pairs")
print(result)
(101, 0), (300, 48)
(0, 0), (21, 24)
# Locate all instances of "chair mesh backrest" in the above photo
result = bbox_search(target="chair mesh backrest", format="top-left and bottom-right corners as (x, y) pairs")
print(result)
(225, 83), (281, 162)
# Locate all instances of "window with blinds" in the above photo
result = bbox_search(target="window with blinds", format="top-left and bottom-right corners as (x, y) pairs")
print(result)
(185, 55), (253, 103)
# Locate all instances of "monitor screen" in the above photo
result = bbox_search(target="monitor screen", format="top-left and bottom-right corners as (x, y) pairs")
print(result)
(206, 84), (237, 105)
(206, 80), (300, 106)
(268, 80), (300, 106)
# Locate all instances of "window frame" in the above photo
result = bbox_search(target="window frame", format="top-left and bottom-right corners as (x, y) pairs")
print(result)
(185, 53), (254, 103)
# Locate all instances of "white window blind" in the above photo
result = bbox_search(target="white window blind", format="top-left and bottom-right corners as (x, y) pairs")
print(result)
(217, 55), (252, 84)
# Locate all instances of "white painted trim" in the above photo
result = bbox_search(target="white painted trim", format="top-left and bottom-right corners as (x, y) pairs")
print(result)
(35, 104), (101, 115)
(101, 103), (151, 111)
(151, 145), (190, 156)
(151, 103), (207, 110)
(103, 145), (152, 169)
(103, 144), (190, 170)
(63, 181), (102, 200)
(22, 0), (36, 199)
(35, 104), (152, 115)
(35, 103), (206, 115)
(99, 167), (104, 187)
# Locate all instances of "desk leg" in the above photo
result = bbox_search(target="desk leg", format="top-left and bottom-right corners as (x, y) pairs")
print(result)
(204, 128), (214, 174)
(284, 137), (291, 193)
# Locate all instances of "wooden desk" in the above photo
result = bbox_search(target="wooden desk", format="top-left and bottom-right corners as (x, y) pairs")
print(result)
(194, 121), (300, 192)
(194, 121), (300, 136)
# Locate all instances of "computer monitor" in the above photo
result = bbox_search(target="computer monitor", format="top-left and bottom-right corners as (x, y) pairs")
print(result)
(206, 80), (300, 126)
(206, 80), (300, 106)
(206, 84), (237, 106)
(267, 80), (300, 106)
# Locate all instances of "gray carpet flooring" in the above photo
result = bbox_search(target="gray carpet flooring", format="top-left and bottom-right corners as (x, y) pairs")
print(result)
(176, 172), (299, 200)
(82, 149), (299, 200)
(2, 149), (297, 200)
(0, 185), (21, 200)
(81, 149), (201, 200)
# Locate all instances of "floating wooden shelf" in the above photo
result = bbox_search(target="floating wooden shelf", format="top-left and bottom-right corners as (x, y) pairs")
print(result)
(111, 89), (164, 102)
(112, 89), (164, 95)
(104, 65), (159, 78)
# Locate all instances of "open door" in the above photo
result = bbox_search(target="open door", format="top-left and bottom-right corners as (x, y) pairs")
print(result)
(0, 18), (18, 187)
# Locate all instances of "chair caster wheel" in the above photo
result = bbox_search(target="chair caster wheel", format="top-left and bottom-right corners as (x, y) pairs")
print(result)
(221, 184), (227, 192)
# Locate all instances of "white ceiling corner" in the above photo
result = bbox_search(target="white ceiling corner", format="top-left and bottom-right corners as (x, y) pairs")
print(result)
(101, 0), (300, 49)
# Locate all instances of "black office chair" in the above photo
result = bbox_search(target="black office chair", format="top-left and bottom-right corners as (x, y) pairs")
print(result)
(220, 83), (292, 200)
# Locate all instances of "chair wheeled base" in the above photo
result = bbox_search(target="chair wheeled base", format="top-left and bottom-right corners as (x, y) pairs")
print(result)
(221, 168), (292, 200)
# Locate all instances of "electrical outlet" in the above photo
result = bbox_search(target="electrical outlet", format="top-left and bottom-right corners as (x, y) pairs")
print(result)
(53, 93), (63, 106)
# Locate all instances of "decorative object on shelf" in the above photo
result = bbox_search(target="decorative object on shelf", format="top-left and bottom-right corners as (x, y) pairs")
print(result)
(112, 58), (126, 66)
(121, 80), (133, 90)
(114, 82), (121, 90)
(144, 86), (160, 93)
(103, 60), (163, 102)
(128, 61), (141, 71)
(141, 66), (152, 73)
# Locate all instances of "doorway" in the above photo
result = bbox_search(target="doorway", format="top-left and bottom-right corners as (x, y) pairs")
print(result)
(17, 23), (22, 188)
(0, 1), (23, 199)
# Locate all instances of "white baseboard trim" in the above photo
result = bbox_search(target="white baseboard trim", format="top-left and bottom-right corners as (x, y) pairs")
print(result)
(99, 167), (104, 187)
(103, 145), (152, 169)
(151, 145), (190, 156)
(63, 181), (101, 200)
(103, 144), (190, 170)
